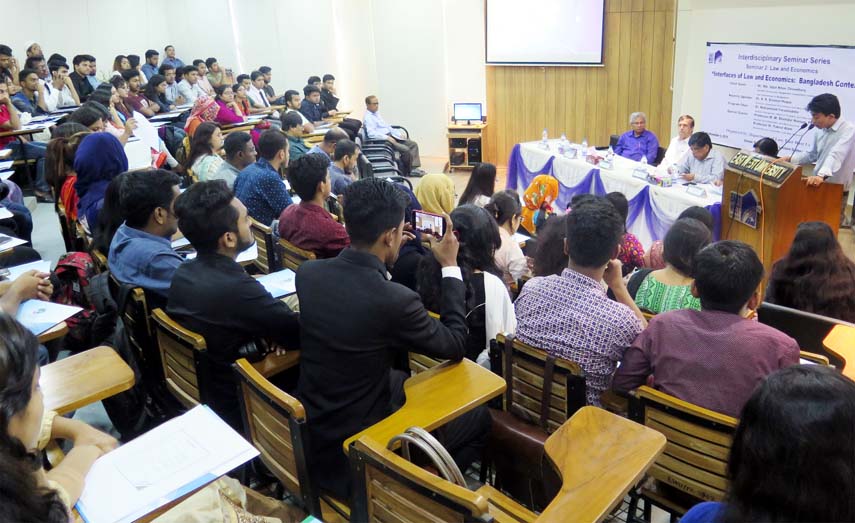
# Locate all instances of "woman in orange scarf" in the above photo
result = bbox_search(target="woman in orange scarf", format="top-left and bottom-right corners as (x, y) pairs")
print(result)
(184, 96), (221, 137)
(520, 174), (559, 235)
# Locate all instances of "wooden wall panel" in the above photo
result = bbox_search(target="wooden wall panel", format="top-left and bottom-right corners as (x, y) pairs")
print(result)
(484, 0), (676, 166)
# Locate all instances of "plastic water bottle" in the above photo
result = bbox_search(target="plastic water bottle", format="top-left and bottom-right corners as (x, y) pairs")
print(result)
(558, 133), (567, 154)
(541, 128), (549, 149)
(641, 155), (648, 167)
(607, 145), (615, 159)
(581, 137), (588, 159)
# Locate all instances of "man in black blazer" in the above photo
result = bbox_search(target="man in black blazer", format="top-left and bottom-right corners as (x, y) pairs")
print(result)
(296, 178), (490, 500)
(168, 180), (299, 431)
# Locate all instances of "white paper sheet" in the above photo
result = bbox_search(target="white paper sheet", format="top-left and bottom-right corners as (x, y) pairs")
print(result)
(185, 242), (258, 263)
(0, 233), (27, 251)
(132, 111), (161, 152)
(15, 300), (81, 336)
(0, 160), (14, 170)
(6, 259), (51, 280)
(170, 236), (191, 249)
(512, 232), (531, 245)
(76, 405), (259, 523)
(0, 171), (13, 181)
(0, 207), (11, 220)
(257, 269), (297, 298)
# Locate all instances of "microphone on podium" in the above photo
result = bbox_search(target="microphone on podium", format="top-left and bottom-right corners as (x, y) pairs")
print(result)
(777, 122), (808, 154)
(789, 123), (815, 157)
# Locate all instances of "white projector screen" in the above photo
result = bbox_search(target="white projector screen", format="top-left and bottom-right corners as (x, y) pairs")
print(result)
(485, 0), (605, 66)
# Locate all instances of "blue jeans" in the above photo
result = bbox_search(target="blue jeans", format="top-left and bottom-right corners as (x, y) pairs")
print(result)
(5, 139), (49, 193)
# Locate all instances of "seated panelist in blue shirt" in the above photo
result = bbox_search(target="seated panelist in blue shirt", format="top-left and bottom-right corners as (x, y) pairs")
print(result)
(108, 169), (184, 306)
(614, 111), (660, 163)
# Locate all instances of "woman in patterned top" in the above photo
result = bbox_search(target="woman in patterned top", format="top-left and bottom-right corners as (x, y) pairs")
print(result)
(605, 192), (645, 276)
(628, 218), (711, 314)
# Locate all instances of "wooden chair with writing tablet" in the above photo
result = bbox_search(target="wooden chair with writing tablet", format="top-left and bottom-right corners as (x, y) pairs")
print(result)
(249, 217), (280, 274)
(233, 358), (350, 523)
(278, 237), (317, 271)
(626, 386), (738, 522)
(151, 308), (208, 410)
(407, 310), (446, 375)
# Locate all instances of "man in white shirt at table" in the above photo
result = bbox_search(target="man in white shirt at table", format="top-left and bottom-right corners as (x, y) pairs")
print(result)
(660, 114), (694, 168)
(364, 95), (423, 176)
(677, 132), (725, 186)
(779, 93), (855, 226)
(247, 71), (279, 119)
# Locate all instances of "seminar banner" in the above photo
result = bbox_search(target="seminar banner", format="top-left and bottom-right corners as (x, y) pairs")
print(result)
(702, 42), (855, 153)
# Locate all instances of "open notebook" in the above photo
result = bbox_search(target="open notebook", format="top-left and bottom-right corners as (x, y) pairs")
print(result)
(76, 405), (259, 523)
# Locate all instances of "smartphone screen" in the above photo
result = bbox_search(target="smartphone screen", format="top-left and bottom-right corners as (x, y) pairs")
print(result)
(413, 210), (446, 238)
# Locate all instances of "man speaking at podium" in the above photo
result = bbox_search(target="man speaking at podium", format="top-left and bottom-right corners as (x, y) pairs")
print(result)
(780, 93), (855, 225)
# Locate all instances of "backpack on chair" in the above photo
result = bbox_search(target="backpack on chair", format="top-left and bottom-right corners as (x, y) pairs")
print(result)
(49, 252), (110, 351)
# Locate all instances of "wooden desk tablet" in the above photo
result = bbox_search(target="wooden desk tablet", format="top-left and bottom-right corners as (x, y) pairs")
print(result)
(38, 321), (68, 344)
(824, 324), (855, 380)
(41, 346), (135, 415)
(343, 358), (506, 453)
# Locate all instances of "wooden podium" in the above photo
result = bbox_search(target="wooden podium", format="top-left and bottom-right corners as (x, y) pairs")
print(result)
(722, 150), (843, 272)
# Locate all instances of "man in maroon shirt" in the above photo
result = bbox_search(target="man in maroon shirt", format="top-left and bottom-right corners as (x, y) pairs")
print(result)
(278, 153), (350, 258)
(613, 241), (799, 418)
(121, 70), (157, 117)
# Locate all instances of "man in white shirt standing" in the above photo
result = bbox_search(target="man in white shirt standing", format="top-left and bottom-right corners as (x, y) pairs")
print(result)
(780, 93), (855, 226)
(176, 66), (205, 104)
(661, 114), (694, 168)
(363, 95), (423, 176)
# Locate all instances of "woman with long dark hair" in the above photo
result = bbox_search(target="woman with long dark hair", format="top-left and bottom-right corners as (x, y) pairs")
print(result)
(532, 214), (568, 277)
(766, 221), (855, 323)
(417, 205), (516, 365)
(458, 162), (497, 207)
(143, 74), (173, 113)
(485, 190), (530, 286)
(185, 122), (224, 182)
(681, 365), (855, 522)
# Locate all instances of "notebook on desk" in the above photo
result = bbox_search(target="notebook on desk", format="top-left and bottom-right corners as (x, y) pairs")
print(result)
(15, 300), (81, 336)
(257, 269), (297, 298)
(75, 405), (259, 523)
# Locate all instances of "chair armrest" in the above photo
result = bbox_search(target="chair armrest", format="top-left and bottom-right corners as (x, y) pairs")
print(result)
(391, 125), (410, 139)
(475, 484), (536, 523)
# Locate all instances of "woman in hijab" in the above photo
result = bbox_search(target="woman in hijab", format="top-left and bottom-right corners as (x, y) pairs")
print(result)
(413, 173), (455, 215)
(520, 174), (559, 236)
(184, 95), (220, 137)
(73, 133), (128, 232)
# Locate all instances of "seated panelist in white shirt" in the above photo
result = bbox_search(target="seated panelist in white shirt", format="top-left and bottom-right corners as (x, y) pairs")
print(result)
(660, 114), (694, 169)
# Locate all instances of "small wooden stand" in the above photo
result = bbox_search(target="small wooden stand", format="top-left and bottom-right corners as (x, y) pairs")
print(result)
(447, 123), (487, 172)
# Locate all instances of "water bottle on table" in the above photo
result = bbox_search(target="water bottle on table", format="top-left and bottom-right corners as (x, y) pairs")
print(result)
(541, 128), (549, 150)
(581, 137), (588, 159)
(557, 134), (567, 155)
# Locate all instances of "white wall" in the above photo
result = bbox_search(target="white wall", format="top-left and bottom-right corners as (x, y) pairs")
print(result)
(672, 0), (855, 159)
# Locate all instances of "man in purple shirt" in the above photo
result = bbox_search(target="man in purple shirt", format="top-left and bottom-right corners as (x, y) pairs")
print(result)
(514, 197), (647, 406)
(614, 111), (660, 163)
(613, 241), (800, 418)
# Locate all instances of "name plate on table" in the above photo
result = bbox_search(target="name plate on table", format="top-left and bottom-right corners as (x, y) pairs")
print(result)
(728, 150), (795, 187)
(632, 168), (649, 181)
(686, 185), (708, 198)
(564, 147), (578, 160)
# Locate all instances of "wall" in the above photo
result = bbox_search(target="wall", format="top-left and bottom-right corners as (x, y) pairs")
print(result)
(485, 0), (677, 167)
(672, 0), (855, 156)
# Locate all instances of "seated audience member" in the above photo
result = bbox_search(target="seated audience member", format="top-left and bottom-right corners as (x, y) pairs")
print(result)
(177, 65), (205, 104)
(414, 172), (455, 215)
(295, 177), (489, 499)
(213, 84), (245, 125)
(645, 205), (714, 270)
(45, 123), (89, 222)
(108, 169), (183, 302)
(12, 68), (48, 114)
(279, 153), (350, 258)
(486, 190), (530, 286)
(159, 63), (184, 105)
(329, 138), (359, 195)
(515, 197), (646, 406)
(193, 59), (214, 96)
(247, 71), (273, 109)
(69, 54), (93, 102)
(143, 74), (172, 113)
(111, 54), (130, 77)
(141, 49), (159, 81)
(532, 214), (568, 277)
(628, 218), (711, 313)
(121, 70), (157, 117)
(233, 82), (252, 116)
(74, 132), (128, 231)
(677, 131), (725, 186)
(300, 84), (332, 123)
(86, 55), (100, 88)
(257, 66), (275, 99)
(168, 180), (300, 429)
(389, 187), (428, 291)
(613, 241), (799, 417)
(125, 54), (147, 86)
(236, 73), (251, 92)
(109, 76), (134, 120)
(234, 129), (293, 225)
(214, 131), (256, 188)
(183, 95), (219, 137)
(205, 57), (230, 88)
(281, 110), (309, 161)
(91, 173), (128, 255)
(766, 221), (855, 323)
(364, 95), (423, 176)
(754, 136), (779, 157)
(320, 73), (339, 112)
(605, 192), (645, 276)
(284, 89), (314, 132)
(307, 75), (321, 88)
(25, 41), (43, 58)
(162, 44), (184, 69)
(681, 366), (855, 523)
(24, 55), (48, 81)
(660, 114), (694, 167)
(0, 45), (18, 91)
(520, 174), (559, 235)
(185, 122), (224, 182)
(87, 86), (137, 143)
(614, 111), (660, 162)
(458, 162), (496, 207)
(308, 128), (347, 160)
(418, 204), (516, 365)
(43, 61), (80, 111)
(1, 82), (51, 202)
